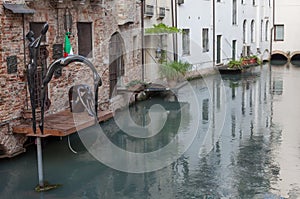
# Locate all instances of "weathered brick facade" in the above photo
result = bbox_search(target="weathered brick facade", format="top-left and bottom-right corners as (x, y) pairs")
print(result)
(0, 0), (142, 157)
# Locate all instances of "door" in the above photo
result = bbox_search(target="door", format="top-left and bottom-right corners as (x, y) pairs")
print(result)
(216, 35), (222, 64)
(232, 40), (237, 60)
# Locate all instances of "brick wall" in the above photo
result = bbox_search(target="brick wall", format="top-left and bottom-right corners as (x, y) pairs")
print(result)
(0, 0), (142, 157)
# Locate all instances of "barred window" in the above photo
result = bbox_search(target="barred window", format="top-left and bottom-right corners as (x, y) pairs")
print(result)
(182, 29), (190, 56)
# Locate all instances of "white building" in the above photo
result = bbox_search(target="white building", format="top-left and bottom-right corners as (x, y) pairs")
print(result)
(272, 0), (300, 61)
(176, 0), (273, 70)
(143, 0), (175, 81)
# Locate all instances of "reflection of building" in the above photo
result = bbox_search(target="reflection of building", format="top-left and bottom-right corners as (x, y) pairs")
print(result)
(0, 0), (142, 157)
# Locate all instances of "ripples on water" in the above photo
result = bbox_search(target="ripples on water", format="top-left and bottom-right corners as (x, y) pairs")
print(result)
(0, 64), (300, 199)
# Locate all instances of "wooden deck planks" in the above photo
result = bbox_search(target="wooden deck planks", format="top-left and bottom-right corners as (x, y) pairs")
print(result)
(12, 110), (113, 137)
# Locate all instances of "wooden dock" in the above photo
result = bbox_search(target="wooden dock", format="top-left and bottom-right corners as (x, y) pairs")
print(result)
(13, 110), (113, 137)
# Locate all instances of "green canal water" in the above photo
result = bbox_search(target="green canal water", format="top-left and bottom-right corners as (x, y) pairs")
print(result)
(1, 63), (300, 199)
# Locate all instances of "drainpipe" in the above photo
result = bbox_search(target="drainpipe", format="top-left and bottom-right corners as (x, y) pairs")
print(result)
(256, 0), (260, 52)
(270, 0), (275, 57)
(174, 0), (178, 61)
(141, 0), (145, 81)
(22, 14), (29, 109)
(212, 0), (216, 67)
(171, 0), (176, 61)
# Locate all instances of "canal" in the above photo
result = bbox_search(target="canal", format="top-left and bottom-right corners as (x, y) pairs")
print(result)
(0, 63), (300, 198)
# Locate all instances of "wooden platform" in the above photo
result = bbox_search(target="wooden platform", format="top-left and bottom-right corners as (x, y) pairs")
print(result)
(12, 110), (113, 137)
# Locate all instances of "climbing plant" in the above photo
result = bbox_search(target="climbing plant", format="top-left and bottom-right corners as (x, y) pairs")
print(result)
(145, 23), (182, 34)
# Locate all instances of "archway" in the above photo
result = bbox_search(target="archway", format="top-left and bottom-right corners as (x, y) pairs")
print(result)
(109, 32), (125, 98)
(270, 51), (288, 65)
(290, 51), (300, 66)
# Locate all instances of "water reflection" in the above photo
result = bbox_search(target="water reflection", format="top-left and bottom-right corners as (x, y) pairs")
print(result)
(1, 64), (300, 198)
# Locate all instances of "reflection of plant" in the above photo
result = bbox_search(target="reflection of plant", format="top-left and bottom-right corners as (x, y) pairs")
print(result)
(145, 23), (182, 34)
(159, 61), (191, 81)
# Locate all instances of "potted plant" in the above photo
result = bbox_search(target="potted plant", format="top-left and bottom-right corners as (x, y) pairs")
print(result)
(249, 55), (262, 65)
(228, 60), (242, 69)
(240, 57), (250, 66)
(159, 60), (191, 86)
(126, 80), (149, 92)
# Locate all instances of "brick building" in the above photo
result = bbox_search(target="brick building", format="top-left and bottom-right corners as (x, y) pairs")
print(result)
(0, 0), (143, 157)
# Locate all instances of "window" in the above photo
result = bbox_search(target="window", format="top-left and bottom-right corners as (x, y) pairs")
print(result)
(232, 40), (237, 60)
(251, 20), (255, 43)
(202, 28), (209, 52)
(241, 0), (245, 4)
(260, 20), (263, 41)
(274, 25), (284, 41)
(30, 22), (47, 42)
(77, 22), (93, 57)
(217, 0), (221, 2)
(232, 0), (237, 25)
(265, 21), (269, 41)
(182, 29), (190, 55)
(243, 20), (247, 44)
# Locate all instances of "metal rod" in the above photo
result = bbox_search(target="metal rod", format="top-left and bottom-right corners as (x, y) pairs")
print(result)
(141, 0), (145, 81)
(36, 137), (44, 187)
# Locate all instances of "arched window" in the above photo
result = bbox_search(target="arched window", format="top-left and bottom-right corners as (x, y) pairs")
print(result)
(109, 32), (125, 98)
(232, 0), (237, 25)
(251, 20), (255, 43)
(243, 20), (247, 44)
(265, 20), (269, 41)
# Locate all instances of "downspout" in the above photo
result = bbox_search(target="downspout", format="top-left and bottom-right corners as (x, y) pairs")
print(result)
(270, 0), (275, 56)
(256, 0), (260, 52)
(174, 0), (178, 61)
(141, 0), (145, 81)
(171, 0), (176, 61)
(212, 0), (216, 67)
(22, 14), (28, 109)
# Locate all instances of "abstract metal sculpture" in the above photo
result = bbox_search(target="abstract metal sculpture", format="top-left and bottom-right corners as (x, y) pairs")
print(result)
(26, 23), (102, 190)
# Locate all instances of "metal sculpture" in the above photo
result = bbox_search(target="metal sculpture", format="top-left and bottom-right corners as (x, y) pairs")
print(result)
(26, 23), (102, 190)
(68, 84), (97, 118)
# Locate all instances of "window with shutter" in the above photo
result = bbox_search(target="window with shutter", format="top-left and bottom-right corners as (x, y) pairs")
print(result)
(77, 22), (93, 58)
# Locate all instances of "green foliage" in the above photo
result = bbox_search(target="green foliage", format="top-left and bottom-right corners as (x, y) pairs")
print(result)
(159, 60), (191, 81)
(145, 23), (182, 34)
(126, 80), (149, 88)
(228, 60), (242, 69)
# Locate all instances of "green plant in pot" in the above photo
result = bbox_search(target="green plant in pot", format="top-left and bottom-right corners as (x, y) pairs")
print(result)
(249, 55), (262, 65)
(228, 59), (242, 69)
(159, 60), (191, 85)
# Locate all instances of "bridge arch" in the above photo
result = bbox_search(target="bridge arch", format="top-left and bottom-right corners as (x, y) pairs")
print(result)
(290, 51), (300, 65)
(270, 50), (289, 65)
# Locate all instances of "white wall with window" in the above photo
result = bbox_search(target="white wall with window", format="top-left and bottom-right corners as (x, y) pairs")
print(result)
(273, 0), (300, 53)
(176, 0), (272, 68)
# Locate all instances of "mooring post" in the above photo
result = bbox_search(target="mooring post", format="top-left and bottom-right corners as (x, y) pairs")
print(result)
(36, 137), (44, 187)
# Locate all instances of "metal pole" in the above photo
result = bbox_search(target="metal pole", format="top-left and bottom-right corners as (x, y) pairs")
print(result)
(36, 137), (44, 187)
(141, 0), (145, 81)
(212, 0), (216, 68)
